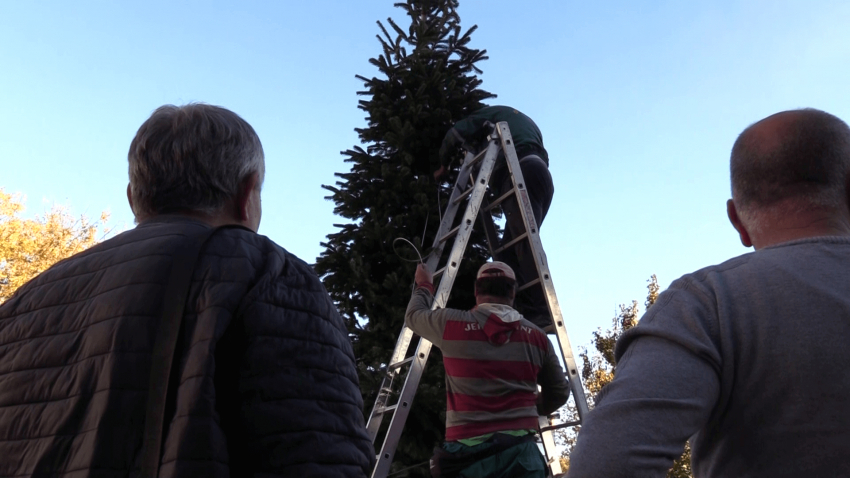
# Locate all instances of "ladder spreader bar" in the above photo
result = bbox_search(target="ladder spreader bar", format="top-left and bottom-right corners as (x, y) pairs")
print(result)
(540, 420), (581, 433)
(492, 232), (528, 255)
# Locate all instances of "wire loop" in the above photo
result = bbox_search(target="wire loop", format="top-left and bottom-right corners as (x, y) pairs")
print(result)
(392, 237), (426, 264)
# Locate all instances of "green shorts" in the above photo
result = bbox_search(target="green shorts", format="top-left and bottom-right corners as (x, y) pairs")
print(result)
(442, 436), (548, 478)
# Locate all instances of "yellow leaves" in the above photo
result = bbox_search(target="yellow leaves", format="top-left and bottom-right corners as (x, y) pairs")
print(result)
(0, 189), (25, 219)
(573, 275), (692, 478)
(559, 456), (570, 473)
(581, 357), (615, 397)
(0, 188), (110, 304)
(646, 274), (660, 309)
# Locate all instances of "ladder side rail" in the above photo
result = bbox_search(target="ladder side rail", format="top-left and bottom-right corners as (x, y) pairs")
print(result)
(370, 338), (437, 478)
(427, 151), (479, 269)
(429, 139), (501, 300)
(365, 326), (415, 441)
(495, 122), (590, 419)
(538, 415), (564, 475)
(365, 152), (479, 442)
(371, 142), (502, 478)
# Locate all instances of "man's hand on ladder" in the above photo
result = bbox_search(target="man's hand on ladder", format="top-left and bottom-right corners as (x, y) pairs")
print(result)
(433, 165), (447, 180)
(415, 263), (433, 288)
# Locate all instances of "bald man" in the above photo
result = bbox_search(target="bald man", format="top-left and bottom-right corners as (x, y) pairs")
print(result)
(567, 109), (850, 478)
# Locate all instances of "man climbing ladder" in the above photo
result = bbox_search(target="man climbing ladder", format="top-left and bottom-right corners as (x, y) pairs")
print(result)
(436, 105), (555, 330)
(406, 260), (570, 477)
(366, 121), (588, 478)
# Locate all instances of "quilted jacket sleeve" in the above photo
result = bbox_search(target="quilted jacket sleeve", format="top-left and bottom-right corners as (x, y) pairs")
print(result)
(230, 247), (374, 477)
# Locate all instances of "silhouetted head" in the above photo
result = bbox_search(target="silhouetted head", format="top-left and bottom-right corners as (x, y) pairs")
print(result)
(474, 261), (517, 306)
(127, 103), (264, 230)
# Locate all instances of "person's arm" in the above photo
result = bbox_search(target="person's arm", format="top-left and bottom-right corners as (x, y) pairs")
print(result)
(404, 263), (453, 346)
(438, 127), (467, 167)
(567, 286), (721, 478)
(436, 116), (490, 178)
(435, 128), (464, 179)
(233, 255), (375, 477)
(536, 341), (570, 416)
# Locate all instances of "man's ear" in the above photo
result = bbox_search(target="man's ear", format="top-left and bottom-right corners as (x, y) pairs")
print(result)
(126, 183), (139, 222)
(727, 199), (753, 248)
(236, 172), (260, 221)
(127, 184), (144, 225)
(844, 175), (850, 217)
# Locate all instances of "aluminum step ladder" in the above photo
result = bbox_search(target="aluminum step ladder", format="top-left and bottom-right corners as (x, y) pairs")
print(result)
(366, 122), (589, 477)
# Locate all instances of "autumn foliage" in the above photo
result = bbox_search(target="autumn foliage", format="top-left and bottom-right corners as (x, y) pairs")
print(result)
(0, 189), (109, 304)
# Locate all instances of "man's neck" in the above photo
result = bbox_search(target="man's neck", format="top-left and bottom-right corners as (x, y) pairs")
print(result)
(753, 213), (850, 249)
(475, 295), (513, 307)
(137, 210), (249, 230)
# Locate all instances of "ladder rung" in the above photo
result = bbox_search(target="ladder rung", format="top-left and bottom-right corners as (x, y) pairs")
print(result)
(493, 232), (528, 255)
(518, 278), (541, 292)
(388, 356), (414, 371)
(453, 187), (475, 205)
(438, 225), (461, 244)
(468, 148), (487, 165)
(485, 188), (515, 211)
(540, 420), (581, 433)
(373, 404), (399, 416)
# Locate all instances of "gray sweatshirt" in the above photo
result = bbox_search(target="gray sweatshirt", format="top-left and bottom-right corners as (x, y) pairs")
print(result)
(568, 237), (850, 478)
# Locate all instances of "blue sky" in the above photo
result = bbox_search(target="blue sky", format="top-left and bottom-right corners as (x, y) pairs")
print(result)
(3, 0), (850, 353)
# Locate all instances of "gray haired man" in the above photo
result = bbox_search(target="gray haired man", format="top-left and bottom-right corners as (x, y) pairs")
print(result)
(568, 109), (850, 477)
(0, 104), (375, 477)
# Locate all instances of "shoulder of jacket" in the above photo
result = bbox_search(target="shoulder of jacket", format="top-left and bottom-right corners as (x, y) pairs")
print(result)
(664, 252), (755, 302)
(202, 229), (319, 286)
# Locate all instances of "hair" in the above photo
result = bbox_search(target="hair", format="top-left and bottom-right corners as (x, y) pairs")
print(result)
(128, 103), (264, 219)
(475, 276), (517, 300)
(730, 108), (850, 230)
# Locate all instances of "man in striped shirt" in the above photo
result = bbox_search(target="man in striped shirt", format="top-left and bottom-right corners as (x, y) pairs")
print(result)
(406, 261), (570, 478)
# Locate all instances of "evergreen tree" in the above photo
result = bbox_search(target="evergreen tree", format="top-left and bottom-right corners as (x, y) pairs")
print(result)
(315, 1), (495, 474)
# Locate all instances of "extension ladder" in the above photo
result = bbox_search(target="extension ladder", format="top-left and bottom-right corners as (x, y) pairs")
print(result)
(366, 122), (590, 477)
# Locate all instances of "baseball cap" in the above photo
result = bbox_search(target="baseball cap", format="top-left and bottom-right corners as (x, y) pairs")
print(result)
(476, 261), (516, 281)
